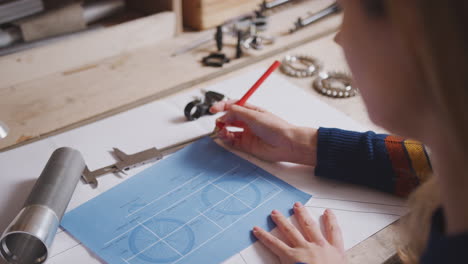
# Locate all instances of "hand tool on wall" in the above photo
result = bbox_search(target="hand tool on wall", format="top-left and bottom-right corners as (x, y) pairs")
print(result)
(171, 13), (256, 57)
(289, 2), (341, 33)
(172, 0), (300, 58)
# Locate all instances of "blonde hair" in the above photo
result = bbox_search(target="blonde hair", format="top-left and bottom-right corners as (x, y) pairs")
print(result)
(397, 178), (439, 263)
(383, 1), (468, 262)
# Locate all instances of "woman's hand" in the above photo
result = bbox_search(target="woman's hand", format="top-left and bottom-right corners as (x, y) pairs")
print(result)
(253, 202), (346, 264)
(210, 101), (318, 166)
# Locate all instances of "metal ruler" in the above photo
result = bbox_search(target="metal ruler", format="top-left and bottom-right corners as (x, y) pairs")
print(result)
(81, 132), (216, 186)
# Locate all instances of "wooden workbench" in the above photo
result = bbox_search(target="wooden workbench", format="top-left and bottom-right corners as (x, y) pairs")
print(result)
(0, 1), (402, 263)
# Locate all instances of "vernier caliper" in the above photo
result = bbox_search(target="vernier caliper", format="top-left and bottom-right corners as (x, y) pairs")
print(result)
(81, 132), (216, 187)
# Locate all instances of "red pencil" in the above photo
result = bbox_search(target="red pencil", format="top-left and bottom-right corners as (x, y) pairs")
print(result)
(215, 60), (281, 131)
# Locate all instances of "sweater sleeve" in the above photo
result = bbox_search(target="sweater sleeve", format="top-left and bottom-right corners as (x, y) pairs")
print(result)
(314, 127), (432, 197)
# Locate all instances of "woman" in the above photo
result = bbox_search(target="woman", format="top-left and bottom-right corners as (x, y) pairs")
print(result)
(210, 0), (468, 263)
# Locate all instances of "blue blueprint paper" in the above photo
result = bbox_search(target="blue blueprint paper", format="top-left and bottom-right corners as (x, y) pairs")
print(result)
(62, 137), (311, 264)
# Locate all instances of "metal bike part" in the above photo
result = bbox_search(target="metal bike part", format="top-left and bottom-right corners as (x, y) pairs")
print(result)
(0, 148), (85, 264)
(313, 71), (357, 98)
(280, 55), (322, 77)
(236, 31), (244, 58)
(242, 24), (275, 50)
(215, 25), (223, 51)
(185, 91), (225, 121)
(289, 2), (342, 33)
(251, 17), (269, 32)
(81, 132), (217, 187)
(242, 34), (275, 50)
(171, 14), (255, 57)
(202, 52), (230, 67)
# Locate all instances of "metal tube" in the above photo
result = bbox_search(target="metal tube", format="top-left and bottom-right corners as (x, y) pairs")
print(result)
(0, 27), (22, 48)
(0, 147), (85, 264)
(0, 26), (102, 57)
(83, 0), (125, 24)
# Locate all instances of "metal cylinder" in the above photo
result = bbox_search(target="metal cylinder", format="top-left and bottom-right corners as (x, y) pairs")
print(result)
(83, 0), (126, 24)
(0, 27), (22, 48)
(0, 147), (85, 264)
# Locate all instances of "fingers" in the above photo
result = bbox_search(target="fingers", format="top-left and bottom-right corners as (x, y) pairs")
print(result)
(217, 127), (261, 156)
(217, 129), (243, 148)
(220, 105), (264, 127)
(323, 209), (344, 252)
(210, 100), (266, 114)
(270, 210), (307, 247)
(210, 100), (237, 113)
(293, 202), (326, 245)
(252, 226), (291, 255)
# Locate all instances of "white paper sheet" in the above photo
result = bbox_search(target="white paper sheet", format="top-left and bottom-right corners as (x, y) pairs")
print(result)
(0, 71), (406, 264)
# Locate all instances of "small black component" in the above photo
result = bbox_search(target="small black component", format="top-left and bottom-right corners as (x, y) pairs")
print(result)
(204, 91), (225, 105)
(252, 18), (268, 32)
(236, 31), (243, 59)
(184, 99), (204, 121)
(202, 52), (230, 67)
(255, 10), (266, 18)
(215, 25), (223, 51)
(184, 91), (225, 121)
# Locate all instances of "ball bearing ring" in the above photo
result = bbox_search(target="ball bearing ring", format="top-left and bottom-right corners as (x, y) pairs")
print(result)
(313, 71), (357, 98)
(280, 54), (358, 98)
(280, 55), (321, 77)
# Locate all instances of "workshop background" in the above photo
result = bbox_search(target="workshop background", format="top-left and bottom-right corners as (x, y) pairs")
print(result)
(0, 1), (401, 264)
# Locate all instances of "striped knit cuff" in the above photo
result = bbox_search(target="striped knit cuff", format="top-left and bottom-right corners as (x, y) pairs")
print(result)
(384, 136), (432, 196)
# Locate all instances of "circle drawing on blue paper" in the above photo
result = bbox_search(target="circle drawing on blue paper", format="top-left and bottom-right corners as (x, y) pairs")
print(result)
(128, 218), (194, 263)
(201, 179), (262, 215)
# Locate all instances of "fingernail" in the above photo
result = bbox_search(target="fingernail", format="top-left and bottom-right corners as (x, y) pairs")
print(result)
(253, 226), (260, 233)
(271, 209), (280, 215)
(294, 202), (302, 208)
